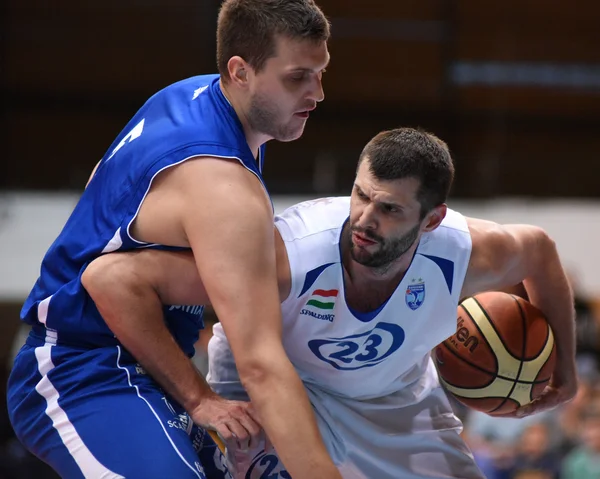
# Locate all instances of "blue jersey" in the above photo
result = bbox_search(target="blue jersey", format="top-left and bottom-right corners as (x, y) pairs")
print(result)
(21, 74), (267, 356)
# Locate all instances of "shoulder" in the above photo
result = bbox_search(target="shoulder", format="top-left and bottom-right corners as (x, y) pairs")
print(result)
(461, 217), (535, 297)
(418, 208), (472, 257)
(414, 208), (473, 298)
(159, 156), (268, 201)
(121, 74), (256, 175)
(275, 196), (350, 242)
(439, 208), (471, 234)
(467, 216), (506, 240)
(275, 197), (347, 296)
(143, 75), (228, 136)
(154, 74), (220, 100)
(466, 217), (519, 267)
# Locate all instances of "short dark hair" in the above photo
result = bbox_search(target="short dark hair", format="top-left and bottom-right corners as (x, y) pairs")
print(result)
(358, 128), (455, 218)
(217, 0), (330, 81)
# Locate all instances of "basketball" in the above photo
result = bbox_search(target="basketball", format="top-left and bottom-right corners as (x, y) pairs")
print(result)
(434, 292), (556, 414)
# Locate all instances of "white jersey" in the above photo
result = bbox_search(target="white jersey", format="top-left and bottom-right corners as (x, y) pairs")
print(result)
(274, 196), (471, 401)
(208, 197), (483, 478)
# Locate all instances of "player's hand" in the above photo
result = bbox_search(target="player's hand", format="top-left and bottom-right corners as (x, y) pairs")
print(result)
(191, 394), (262, 449)
(493, 364), (578, 418)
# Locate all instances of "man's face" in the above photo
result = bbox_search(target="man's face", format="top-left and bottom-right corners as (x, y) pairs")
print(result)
(246, 35), (329, 142)
(348, 159), (427, 269)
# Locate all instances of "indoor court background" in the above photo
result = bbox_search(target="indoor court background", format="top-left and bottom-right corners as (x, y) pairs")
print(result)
(2, 1), (600, 478)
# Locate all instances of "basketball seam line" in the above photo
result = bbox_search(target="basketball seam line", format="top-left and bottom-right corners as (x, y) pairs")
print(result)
(439, 341), (495, 388)
(510, 295), (552, 360)
(456, 302), (499, 372)
(438, 337), (550, 388)
(472, 295), (526, 412)
(439, 296), (552, 411)
(469, 297), (520, 361)
(510, 295), (554, 396)
(511, 295), (530, 403)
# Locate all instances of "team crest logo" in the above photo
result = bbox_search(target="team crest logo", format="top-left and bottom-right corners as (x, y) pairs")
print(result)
(405, 279), (425, 310)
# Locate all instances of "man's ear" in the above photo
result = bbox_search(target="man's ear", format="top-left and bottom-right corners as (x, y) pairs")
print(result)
(422, 204), (447, 232)
(227, 56), (250, 88)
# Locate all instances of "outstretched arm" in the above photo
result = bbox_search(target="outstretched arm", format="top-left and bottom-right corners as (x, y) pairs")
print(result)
(462, 218), (577, 416)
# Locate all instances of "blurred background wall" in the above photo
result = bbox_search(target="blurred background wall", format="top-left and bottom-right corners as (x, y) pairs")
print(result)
(2, 1), (600, 478)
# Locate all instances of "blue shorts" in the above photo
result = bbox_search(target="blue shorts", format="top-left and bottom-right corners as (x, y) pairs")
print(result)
(7, 335), (232, 479)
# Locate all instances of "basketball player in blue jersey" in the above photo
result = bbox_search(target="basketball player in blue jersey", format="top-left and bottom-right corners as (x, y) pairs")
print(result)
(6, 1), (340, 478)
(81, 127), (578, 478)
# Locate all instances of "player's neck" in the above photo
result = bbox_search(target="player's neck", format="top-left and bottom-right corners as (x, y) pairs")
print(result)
(220, 80), (270, 158)
(347, 251), (413, 285)
(343, 253), (413, 314)
(342, 226), (416, 287)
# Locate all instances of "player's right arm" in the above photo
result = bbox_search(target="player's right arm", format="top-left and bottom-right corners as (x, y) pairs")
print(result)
(172, 158), (338, 478)
(86, 157), (339, 479)
(461, 217), (577, 417)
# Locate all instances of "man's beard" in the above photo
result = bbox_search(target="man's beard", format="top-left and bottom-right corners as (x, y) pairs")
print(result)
(349, 222), (421, 269)
(247, 92), (303, 142)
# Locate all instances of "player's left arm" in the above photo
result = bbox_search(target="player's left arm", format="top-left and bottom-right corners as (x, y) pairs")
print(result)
(461, 217), (577, 416)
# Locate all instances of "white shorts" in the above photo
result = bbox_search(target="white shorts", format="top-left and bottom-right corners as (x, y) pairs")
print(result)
(207, 332), (484, 479)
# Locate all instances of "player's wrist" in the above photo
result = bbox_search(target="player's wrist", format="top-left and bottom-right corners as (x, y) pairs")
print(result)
(180, 381), (218, 413)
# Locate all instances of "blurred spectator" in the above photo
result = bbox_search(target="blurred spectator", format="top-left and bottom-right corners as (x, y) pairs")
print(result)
(509, 422), (561, 479)
(554, 377), (595, 457)
(569, 272), (600, 374)
(512, 471), (553, 479)
(463, 410), (557, 479)
(561, 408), (600, 478)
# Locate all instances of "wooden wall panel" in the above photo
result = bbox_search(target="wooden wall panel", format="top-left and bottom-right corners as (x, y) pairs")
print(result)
(5, 0), (217, 95)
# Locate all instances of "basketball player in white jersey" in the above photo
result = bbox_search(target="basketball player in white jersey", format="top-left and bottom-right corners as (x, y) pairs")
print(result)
(82, 128), (577, 478)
